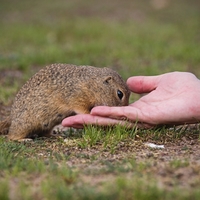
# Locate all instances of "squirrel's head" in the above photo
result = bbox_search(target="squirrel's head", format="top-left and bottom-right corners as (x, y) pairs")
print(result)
(90, 67), (130, 107)
(71, 66), (131, 112)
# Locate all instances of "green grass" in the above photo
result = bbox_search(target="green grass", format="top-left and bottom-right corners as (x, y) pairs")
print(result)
(1, 0), (200, 199)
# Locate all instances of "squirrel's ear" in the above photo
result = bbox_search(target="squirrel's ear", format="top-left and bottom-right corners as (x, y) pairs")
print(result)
(103, 76), (113, 84)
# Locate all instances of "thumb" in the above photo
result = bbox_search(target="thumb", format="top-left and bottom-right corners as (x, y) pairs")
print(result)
(127, 75), (162, 94)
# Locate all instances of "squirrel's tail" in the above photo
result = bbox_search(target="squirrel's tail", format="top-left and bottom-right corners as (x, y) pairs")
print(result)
(0, 118), (11, 135)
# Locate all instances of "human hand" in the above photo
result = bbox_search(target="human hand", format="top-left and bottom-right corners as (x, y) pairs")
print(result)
(62, 72), (200, 128)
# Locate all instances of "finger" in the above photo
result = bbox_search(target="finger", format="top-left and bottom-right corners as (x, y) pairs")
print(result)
(62, 113), (155, 130)
(91, 106), (140, 121)
(62, 114), (132, 128)
(62, 116), (84, 129)
(127, 75), (162, 94)
(62, 114), (90, 128)
(62, 114), (120, 127)
(91, 106), (126, 118)
(91, 105), (161, 125)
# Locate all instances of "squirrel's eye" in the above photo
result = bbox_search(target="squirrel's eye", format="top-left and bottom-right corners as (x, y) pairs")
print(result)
(117, 90), (123, 100)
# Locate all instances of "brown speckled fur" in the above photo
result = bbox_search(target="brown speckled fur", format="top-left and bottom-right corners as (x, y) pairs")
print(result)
(0, 64), (130, 140)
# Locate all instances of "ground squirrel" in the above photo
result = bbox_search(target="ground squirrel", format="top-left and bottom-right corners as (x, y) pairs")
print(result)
(0, 64), (130, 140)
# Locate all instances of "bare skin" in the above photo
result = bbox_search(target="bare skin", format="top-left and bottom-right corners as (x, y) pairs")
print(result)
(62, 72), (200, 128)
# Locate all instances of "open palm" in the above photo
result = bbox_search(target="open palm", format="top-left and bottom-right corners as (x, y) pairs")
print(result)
(62, 72), (200, 128)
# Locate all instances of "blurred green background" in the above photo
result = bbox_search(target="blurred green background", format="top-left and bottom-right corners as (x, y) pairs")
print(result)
(0, 0), (200, 102)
